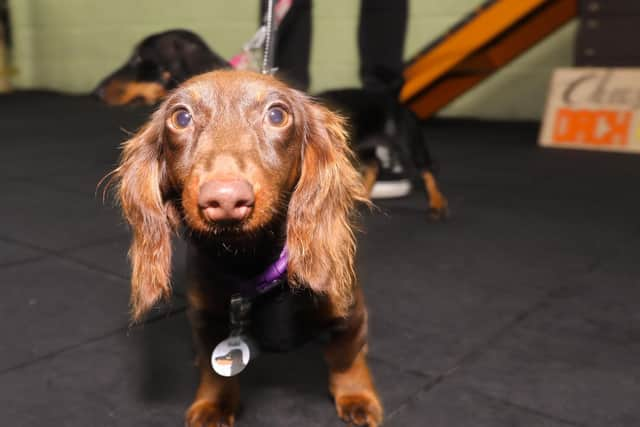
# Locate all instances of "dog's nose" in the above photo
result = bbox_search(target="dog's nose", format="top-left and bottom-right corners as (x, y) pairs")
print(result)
(198, 179), (255, 222)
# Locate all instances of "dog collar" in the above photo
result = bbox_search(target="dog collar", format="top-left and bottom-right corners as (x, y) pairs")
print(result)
(234, 246), (288, 298)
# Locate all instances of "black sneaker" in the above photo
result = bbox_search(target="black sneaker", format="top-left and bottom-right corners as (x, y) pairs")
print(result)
(370, 144), (412, 199)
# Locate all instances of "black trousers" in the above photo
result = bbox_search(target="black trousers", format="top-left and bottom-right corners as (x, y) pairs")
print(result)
(262, 0), (408, 91)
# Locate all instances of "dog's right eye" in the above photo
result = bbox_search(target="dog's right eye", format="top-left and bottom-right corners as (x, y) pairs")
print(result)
(171, 108), (192, 129)
(266, 105), (289, 127)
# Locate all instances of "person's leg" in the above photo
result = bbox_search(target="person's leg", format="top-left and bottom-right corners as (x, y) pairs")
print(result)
(358, 0), (408, 91)
(358, 0), (413, 199)
(261, 0), (312, 91)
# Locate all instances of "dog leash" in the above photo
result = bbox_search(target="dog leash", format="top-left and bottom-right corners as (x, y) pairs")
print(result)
(229, 0), (290, 73)
(262, 0), (278, 75)
(211, 247), (289, 377)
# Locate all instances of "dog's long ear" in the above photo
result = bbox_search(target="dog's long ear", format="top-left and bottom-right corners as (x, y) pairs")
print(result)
(113, 108), (175, 321)
(286, 100), (368, 317)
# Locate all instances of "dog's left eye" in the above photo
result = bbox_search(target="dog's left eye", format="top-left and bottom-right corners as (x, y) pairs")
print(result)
(171, 108), (192, 129)
(267, 106), (288, 127)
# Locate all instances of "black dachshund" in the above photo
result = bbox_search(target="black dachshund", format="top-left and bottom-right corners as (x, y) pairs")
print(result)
(319, 87), (448, 219)
(93, 29), (229, 105)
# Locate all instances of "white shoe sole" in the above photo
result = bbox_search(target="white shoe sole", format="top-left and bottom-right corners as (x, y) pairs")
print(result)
(370, 180), (412, 199)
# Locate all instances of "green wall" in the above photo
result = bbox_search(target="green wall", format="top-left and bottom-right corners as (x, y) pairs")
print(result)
(8, 0), (576, 120)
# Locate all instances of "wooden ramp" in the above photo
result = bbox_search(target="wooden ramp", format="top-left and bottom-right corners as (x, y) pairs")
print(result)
(401, 0), (577, 119)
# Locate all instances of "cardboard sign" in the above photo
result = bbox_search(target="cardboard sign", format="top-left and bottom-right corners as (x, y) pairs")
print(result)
(539, 68), (640, 153)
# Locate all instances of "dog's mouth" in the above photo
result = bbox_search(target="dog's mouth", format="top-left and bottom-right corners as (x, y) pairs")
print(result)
(182, 209), (254, 241)
(197, 203), (282, 237)
(191, 216), (267, 247)
(203, 219), (250, 236)
(186, 209), (286, 254)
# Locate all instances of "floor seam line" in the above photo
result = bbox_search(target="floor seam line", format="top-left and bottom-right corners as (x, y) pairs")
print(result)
(385, 295), (551, 422)
(386, 239), (634, 423)
(0, 255), (48, 269)
(471, 389), (590, 427)
(0, 306), (187, 377)
(4, 173), (116, 199)
(0, 234), (131, 281)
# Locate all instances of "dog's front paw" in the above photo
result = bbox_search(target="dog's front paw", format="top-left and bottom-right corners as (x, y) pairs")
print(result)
(186, 400), (235, 427)
(335, 393), (383, 427)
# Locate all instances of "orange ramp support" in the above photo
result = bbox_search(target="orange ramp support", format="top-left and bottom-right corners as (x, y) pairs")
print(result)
(401, 0), (578, 119)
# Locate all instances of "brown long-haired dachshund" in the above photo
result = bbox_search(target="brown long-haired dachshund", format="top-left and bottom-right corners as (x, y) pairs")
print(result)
(111, 70), (383, 426)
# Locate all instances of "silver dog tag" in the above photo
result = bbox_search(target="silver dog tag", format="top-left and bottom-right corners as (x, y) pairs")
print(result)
(211, 335), (253, 377)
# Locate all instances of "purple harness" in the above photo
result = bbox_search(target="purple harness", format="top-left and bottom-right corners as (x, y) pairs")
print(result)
(235, 247), (288, 298)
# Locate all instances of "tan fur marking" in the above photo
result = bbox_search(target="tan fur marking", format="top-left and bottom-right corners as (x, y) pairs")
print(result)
(423, 170), (449, 220)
